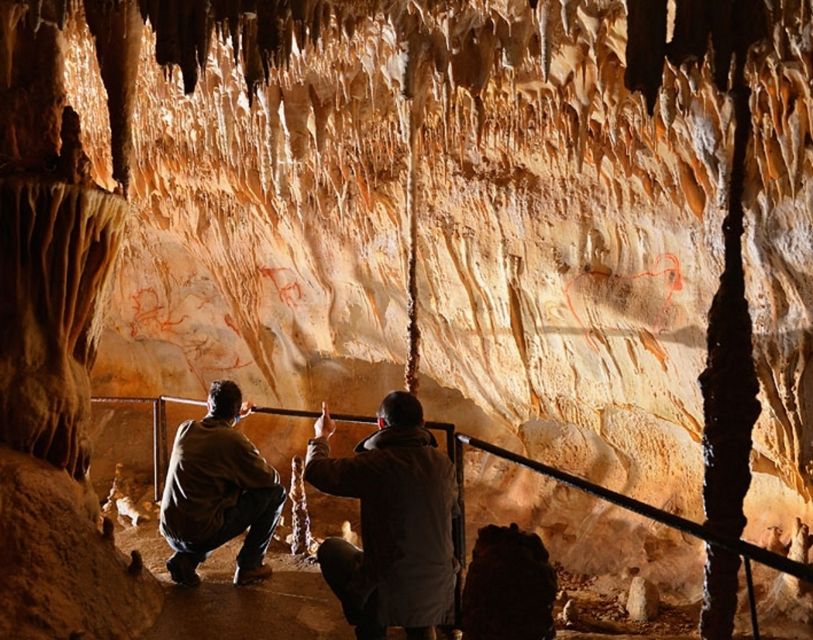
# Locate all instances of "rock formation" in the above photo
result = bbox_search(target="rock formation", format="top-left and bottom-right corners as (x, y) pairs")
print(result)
(4, 0), (813, 637)
(461, 522), (557, 640)
(0, 3), (158, 636)
(0, 447), (163, 639)
(289, 454), (313, 555)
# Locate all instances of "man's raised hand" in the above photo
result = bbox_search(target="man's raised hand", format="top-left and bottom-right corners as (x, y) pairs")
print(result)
(314, 401), (336, 439)
(239, 401), (256, 418)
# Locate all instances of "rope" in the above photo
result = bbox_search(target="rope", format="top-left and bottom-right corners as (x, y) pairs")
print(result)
(404, 107), (421, 396)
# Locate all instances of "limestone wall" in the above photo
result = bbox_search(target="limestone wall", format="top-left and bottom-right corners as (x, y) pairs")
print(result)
(58, 1), (813, 590)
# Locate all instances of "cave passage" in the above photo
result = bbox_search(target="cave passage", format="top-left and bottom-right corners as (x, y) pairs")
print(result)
(4, 2), (813, 640)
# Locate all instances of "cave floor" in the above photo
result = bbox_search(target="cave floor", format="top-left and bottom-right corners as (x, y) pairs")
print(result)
(114, 519), (701, 640)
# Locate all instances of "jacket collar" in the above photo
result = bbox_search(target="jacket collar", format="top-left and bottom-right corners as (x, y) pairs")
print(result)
(354, 425), (438, 453)
(200, 416), (233, 429)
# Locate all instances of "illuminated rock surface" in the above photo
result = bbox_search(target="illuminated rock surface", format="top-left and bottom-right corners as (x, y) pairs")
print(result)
(65, 0), (813, 577)
(0, 447), (163, 640)
(3, 0), (813, 637)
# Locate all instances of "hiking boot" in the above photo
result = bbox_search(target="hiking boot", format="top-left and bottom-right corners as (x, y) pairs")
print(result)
(166, 553), (201, 587)
(233, 563), (274, 586)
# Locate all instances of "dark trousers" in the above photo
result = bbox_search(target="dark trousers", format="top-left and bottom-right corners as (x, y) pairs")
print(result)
(317, 537), (436, 640)
(167, 485), (286, 570)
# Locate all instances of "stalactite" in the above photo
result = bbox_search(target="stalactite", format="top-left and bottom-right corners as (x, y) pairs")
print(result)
(0, 6), (64, 171)
(139, 0), (211, 94)
(667, 0), (710, 64)
(83, 0), (144, 194)
(623, 0), (667, 115)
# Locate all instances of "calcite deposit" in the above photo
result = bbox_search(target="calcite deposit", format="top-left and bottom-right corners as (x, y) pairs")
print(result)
(462, 522), (557, 639)
(289, 455), (314, 555)
(4, 0), (813, 637)
(0, 446), (163, 640)
(70, 0), (813, 558)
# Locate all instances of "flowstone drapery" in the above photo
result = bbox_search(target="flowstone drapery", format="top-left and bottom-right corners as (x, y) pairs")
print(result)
(0, 4), (126, 478)
(0, 179), (125, 479)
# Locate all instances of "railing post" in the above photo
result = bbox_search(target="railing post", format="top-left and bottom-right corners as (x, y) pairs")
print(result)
(153, 396), (168, 502)
(743, 555), (760, 640)
(453, 435), (467, 628)
(152, 398), (161, 502)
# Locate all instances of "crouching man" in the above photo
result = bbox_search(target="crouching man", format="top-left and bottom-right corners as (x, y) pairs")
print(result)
(160, 379), (286, 586)
(305, 391), (458, 640)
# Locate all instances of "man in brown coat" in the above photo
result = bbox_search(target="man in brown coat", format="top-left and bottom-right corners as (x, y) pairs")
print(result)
(160, 379), (286, 587)
(305, 391), (458, 640)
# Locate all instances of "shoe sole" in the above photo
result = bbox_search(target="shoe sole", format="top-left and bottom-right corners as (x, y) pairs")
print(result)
(167, 561), (201, 587)
(233, 569), (273, 586)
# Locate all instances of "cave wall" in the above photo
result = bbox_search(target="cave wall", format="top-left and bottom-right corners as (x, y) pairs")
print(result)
(60, 1), (813, 586)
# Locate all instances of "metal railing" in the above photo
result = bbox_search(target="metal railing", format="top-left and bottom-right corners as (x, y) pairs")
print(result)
(93, 394), (455, 497)
(454, 433), (813, 639)
(91, 395), (813, 637)
(91, 396), (164, 501)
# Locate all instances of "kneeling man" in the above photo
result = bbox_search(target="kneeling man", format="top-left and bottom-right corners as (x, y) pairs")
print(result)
(160, 379), (286, 586)
(305, 391), (458, 639)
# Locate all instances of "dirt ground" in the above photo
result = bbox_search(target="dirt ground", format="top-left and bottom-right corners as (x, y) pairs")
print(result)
(101, 466), (813, 640)
(112, 513), (705, 640)
(117, 520), (359, 640)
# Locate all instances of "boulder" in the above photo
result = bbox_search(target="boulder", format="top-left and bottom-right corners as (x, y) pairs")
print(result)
(462, 523), (557, 640)
(0, 446), (163, 639)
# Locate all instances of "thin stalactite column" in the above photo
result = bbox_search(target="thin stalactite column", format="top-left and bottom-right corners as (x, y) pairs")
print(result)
(697, 54), (762, 640)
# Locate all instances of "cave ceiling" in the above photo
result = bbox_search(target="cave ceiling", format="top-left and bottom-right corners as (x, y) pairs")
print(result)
(42, 0), (813, 522)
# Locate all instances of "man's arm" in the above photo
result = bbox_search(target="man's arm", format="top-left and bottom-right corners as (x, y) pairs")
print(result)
(303, 403), (365, 498)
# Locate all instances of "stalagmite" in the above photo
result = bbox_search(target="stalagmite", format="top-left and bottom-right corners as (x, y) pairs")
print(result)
(782, 517), (811, 596)
(289, 454), (313, 556)
(462, 523), (557, 640)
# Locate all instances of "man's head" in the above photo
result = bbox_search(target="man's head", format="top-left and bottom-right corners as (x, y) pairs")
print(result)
(207, 380), (242, 420)
(377, 391), (423, 430)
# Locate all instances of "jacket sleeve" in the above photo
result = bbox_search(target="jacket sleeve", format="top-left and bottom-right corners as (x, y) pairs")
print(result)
(230, 432), (281, 489)
(304, 436), (366, 498)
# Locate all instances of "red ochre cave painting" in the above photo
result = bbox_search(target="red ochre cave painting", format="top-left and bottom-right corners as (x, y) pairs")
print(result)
(563, 253), (684, 353)
(129, 287), (189, 337)
(128, 288), (252, 390)
(259, 266), (303, 309)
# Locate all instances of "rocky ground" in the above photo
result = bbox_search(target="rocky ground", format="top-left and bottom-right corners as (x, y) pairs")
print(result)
(99, 471), (813, 640)
(112, 512), (703, 640)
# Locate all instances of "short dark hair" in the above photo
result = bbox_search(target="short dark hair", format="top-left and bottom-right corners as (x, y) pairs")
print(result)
(377, 391), (423, 429)
(208, 380), (242, 419)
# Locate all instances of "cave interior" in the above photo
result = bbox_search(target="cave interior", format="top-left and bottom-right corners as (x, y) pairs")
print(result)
(1, 0), (813, 639)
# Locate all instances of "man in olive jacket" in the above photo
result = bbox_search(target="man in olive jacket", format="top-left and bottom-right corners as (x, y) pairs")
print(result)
(160, 380), (286, 587)
(305, 391), (458, 640)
